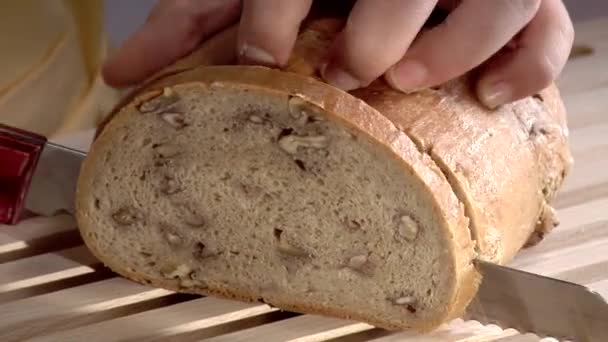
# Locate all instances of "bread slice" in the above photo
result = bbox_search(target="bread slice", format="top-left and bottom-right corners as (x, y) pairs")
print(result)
(351, 79), (572, 263)
(75, 17), (571, 332)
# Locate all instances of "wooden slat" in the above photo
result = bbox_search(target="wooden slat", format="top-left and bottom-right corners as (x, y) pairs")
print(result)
(512, 198), (608, 282)
(201, 315), (375, 342)
(562, 86), (608, 130)
(569, 119), (608, 154)
(514, 199), (608, 266)
(554, 22), (608, 211)
(0, 278), (173, 341)
(556, 197), (608, 230)
(557, 18), (608, 95)
(518, 237), (608, 276)
(0, 245), (99, 303)
(555, 180), (608, 210)
(25, 297), (277, 342)
(568, 124), (608, 157)
(0, 214), (80, 263)
(0, 245), (96, 285)
(560, 146), (608, 196)
(556, 259), (608, 286)
(0, 214), (75, 247)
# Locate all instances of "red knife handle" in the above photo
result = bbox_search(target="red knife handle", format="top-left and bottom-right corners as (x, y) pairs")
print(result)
(0, 124), (47, 225)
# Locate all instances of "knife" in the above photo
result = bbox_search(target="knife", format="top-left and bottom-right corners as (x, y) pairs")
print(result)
(0, 123), (85, 224)
(1, 123), (607, 341)
(467, 260), (608, 341)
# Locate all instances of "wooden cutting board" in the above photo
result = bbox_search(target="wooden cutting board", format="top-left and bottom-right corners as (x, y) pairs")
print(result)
(1, 17), (607, 342)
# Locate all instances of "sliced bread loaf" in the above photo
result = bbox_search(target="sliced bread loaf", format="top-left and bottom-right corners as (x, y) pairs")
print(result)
(75, 17), (571, 331)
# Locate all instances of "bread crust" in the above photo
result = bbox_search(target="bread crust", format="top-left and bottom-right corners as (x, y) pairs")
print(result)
(80, 12), (570, 332)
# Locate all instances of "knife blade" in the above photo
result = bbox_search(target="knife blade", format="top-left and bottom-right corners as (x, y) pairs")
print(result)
(1, 124), (607, 340)
(24, 141), (86, 217)
(466, 260), (608, 341)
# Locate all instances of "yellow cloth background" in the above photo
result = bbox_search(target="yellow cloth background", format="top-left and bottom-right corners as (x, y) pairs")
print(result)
(0, 0), (121, 138)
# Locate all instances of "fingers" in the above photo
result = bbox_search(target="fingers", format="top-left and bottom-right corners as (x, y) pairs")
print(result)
(476, 0), (574, 108)
(238, 0), (313, 66)
(102, 0), (241, 87)
(385, 0), (541, 93)
(322, 0), (437, 91)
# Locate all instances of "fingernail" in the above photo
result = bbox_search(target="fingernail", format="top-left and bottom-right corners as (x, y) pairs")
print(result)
(478, 81), (512, 109)
(386, 60), (428, 92)
(322, 65), (362, 91)
(239, 43), (277, 66)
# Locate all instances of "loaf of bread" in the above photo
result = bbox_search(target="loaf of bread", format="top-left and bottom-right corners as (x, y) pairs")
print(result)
(75, 16), (572, 332)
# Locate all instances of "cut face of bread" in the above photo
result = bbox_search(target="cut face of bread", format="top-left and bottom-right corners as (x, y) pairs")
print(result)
(76, 66), (477, 331)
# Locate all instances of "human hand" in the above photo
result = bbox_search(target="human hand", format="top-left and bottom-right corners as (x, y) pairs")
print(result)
(102, 0), (574, 108)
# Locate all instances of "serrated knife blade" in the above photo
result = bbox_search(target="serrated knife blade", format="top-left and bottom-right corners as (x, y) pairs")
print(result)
(1, 123), (608, 340)
(465, 260), (608, 341)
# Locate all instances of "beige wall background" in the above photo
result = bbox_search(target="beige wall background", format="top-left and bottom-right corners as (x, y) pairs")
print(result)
(103, 0), (606, 47)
